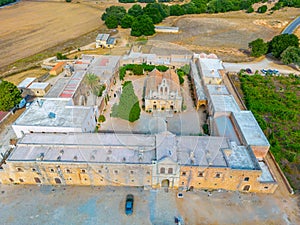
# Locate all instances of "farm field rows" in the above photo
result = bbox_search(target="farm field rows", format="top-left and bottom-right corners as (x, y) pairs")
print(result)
(0, 0), (103, 69)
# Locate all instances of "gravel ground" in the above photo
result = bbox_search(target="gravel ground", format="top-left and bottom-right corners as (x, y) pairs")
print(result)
(0, 185), (299, 225)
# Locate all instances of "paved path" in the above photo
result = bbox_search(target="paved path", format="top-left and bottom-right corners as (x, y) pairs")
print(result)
(282, 16), (300, 34)
(223, 57), (300, 75)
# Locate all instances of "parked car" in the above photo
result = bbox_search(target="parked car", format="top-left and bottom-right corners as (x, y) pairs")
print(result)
(261, 69), (267, 74)
(245, 68), (252, 74)
(177, 192), (183, 198)
(125, 194), (134, 215)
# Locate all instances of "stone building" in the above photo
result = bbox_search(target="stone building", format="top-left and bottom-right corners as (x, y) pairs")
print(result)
(0, 132), (277, 193)
(145, 69), (182, 112)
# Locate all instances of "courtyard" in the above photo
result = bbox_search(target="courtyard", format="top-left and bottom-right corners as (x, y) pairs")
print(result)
(100, 73), (206, 135)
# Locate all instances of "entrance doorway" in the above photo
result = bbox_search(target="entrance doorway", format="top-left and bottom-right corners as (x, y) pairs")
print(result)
(161, 179), (170, 188)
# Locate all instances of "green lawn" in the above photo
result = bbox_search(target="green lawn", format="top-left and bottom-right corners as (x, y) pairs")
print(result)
(111, 81), (141, 122)
(240, 74), (300, 190)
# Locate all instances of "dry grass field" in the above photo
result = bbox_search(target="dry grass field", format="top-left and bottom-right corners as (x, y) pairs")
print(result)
(151, 8), (300, 62)
(0, 0), (103, 69)
(3, 68), (48, 85)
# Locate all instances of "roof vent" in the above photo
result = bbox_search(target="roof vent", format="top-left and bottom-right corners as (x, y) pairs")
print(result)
(106, 157), (110, 162)
(48, 112), (56, 119)
(90, 155), (95, 160)
(73, 155), (78, 161)
(122, 157), (126, 162)
(57, 156), (61, 161)
(138, 153), (143, 161)
(36, 152), (44, 161)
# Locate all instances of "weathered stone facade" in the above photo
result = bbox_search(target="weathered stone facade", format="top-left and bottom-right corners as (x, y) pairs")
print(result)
(145, 69), (182, 112)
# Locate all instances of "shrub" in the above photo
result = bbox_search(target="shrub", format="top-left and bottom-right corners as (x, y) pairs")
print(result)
(56, 52), (68, 60)
(98, 115), (106, 122)
(257, 5), (267, 13)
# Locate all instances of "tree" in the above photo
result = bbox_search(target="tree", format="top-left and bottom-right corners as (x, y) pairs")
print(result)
(170, 5), (185, 16)
(246, 6), (254, 13)
(257, 5), (268, 13)
(268, 34), (299, 58)
(143, 3), (168, 24)
(105, 15), (119, 29)
(281, 46), (300, 66)
(248, 38), (268, 57)
(128, 4), (144, 17)
(111, 81), (141, 122)
(56, 52), (67, 60)
(131, 15), (155, 37)
(121, 14), (134, 29)
(0, 80), (22, 111)
(85, 73), (100, 104)
(101, 6), (126, 25)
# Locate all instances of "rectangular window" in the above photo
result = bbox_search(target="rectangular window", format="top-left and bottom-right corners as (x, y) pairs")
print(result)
(49, 168), (55, 173)
(81, 169), (86, 173)
(32, 168), (36, 172)
(215, 173), (221, 178)
(198, 172), (204, 177)
(17, 167), (24, 172)
(66, 169), (71, 173)
(182, 171), (186, 176)
(114, 170), (118, 174)
(130, 171), (134, 174)
(34, 177), (41, 183)
(168, 168), (173, 174)
(19, 178), (24, 183)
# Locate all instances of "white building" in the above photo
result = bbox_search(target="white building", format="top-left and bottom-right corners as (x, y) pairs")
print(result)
(96, 34), (116, 48)
(12, 98), (96, 138)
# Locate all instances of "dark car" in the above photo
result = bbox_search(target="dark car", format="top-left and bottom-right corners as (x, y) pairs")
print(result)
(125, 194), (134, 215)
(245, 68), (252, 74)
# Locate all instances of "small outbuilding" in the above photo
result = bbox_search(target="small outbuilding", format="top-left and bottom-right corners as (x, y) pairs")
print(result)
(27, 82), (51, 97)
(50, 62), (66, 76)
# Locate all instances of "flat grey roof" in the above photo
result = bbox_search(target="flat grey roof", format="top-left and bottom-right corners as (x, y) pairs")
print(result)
(198, 58), (223, 78)
(107, 37), (116, 45)
(190, 62), (206, 100)
(258, 161), (275, 182)
(17, 77), (36, 89)
(232, 111), (270, 147)
(155, 26), (179, 31)
(13, 98), (93, 128)
(214, 116), (240, 145)
(96, 33), (110, 42)
(223, 141), (260, 170)
(87, 55), (120, 84)
(207, 85), (229, 95)
(28, 82), (49, 90)
(45, 77), (70, 98)
(176, 136), (229, 167)
(9, 133), (156, 164)
(210, 95), (241, 114)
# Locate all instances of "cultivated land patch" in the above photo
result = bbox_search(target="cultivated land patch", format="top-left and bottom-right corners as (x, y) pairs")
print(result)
(0, 0), (101, 68)
(150, 9), (300, 62)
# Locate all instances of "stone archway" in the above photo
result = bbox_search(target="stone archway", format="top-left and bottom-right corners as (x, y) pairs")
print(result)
(161, 179), (170, 188)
